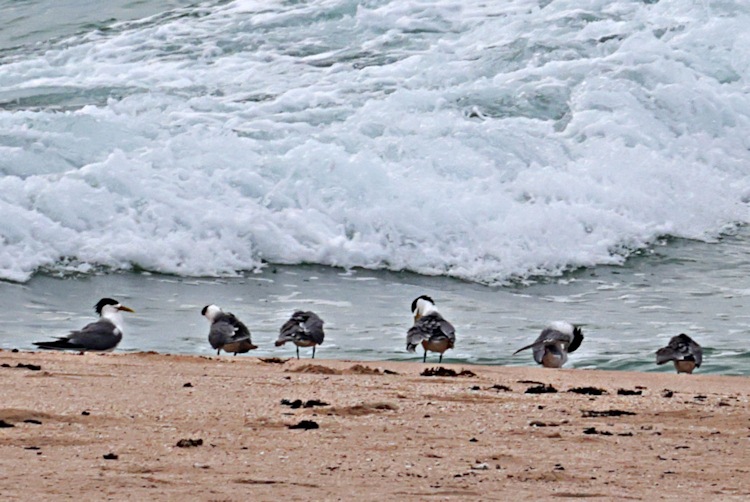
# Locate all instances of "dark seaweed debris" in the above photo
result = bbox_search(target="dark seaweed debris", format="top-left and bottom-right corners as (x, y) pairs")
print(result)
(490, 384), (512, 392)
(1, 363), (41, 371)
(581, 409), (636, 418)
(583, 427), (612, 436)
(176, 438), (203, 448)
(568, 387), (607, 395)
(288, 420), (319, 430)
(280, 399), (329, 409)
(617, 389), (643, 396)
(525, 384), (557, 394)
(420, 367), (476, 377)
(259, 357), (289, 364)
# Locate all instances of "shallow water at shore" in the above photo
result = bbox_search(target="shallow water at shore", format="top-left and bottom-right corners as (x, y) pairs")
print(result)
(2, 231), (750, 375)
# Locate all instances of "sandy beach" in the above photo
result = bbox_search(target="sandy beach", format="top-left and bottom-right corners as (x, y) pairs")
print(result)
(1, 350), (748, 500)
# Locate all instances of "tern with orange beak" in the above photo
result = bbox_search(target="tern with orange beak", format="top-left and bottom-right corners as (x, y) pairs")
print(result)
(33, 298), (135, 352)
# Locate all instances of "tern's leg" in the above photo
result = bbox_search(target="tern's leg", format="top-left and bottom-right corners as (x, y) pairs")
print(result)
(439, 353), (443, 364)
(423, 350), (427, 363)
(296, 346), (300, 359)
(312, 346), (316, 359)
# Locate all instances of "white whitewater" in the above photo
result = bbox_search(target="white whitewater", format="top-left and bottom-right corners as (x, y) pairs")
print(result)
(0, 0), (749, 285)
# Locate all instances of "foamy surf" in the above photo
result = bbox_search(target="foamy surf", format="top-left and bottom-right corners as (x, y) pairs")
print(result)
(1, 0), (749, 284)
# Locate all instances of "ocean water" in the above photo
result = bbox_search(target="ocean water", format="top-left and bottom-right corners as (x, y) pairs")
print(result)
(2, 231), (750, 375)
(1, 0), (749, 374)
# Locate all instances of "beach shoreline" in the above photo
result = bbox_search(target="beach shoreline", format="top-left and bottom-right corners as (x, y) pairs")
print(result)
(1, 350), (748, 500)
(4, 257), (750, 376)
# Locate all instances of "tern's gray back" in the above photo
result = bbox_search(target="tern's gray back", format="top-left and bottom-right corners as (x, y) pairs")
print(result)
(302, 312), (325, 344)
(278, 311), (325, 345)
(656, 334), (702, 367)
(407, 312), (456, 347)
(208, 312), (252, 350)
(527, 329), (572, 364)
(70, 319), (122, 351)
(215, 312), (251, 337)
(208, 322), (236, 349)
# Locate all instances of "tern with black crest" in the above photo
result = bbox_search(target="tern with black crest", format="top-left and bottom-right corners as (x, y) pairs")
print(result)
(406, 295), (456, 363)
(201, 304), (257, 356)
(33, 298), (134, 352)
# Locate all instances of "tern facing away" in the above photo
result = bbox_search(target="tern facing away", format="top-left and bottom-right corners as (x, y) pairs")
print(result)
(656, 333), (702, 374)
(33, 298), (135, 352)
(513, 321), (584, 368)
(201, 305), (258, 356)
(406, 295), (456, 363)
(275, 311), (325, 359)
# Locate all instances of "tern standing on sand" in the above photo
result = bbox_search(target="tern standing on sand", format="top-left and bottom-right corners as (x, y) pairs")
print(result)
(201, 305), (258, 356)
(406, 295), (456, 363)
(33, 298), (135, 352)
(275, 311), (325, 359)
(513, 321), (584, 368)
(656, 333), (702, 374)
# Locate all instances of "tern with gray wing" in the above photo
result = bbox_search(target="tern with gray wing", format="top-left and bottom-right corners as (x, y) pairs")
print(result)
(406, 295), (456, 363)
(275, 311), (325, 359)
(201, 304), (257, 356)
(513, 321), (583, 368)
(33, 298), (135, 352)
(656, 333), (702, 374)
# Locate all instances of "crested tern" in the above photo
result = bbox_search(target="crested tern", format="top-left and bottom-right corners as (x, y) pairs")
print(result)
(513, 321), (584, 368)
(201, 304), (258, 356)
(33, 298), (134, 352)
(406, 295), (456, 363)
(656, 333), (702, 374)
(275, 311), (325, 359)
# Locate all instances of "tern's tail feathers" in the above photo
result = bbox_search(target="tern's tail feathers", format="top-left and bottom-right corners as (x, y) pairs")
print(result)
(406, 342), (418, 353)
(33, 339), (83, 351)
(513, 342), (539, 356)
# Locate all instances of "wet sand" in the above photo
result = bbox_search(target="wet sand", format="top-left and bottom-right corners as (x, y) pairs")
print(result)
(1, 350), (748, 500)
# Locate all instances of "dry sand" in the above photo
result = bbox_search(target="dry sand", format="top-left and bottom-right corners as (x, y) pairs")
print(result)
(1, 350), (748, 501)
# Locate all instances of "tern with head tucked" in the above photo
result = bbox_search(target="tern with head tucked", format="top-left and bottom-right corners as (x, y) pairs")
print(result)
(513, 321), (584, 368)
(33, 298), (135, 352)
(656, 333), (702, 374)
(275, 311), (325, 359)
(407, 295), (456, 363)
(201, 304), (257, 356)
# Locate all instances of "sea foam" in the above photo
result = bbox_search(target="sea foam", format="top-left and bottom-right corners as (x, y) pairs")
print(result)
(1, 0), (749, 283)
